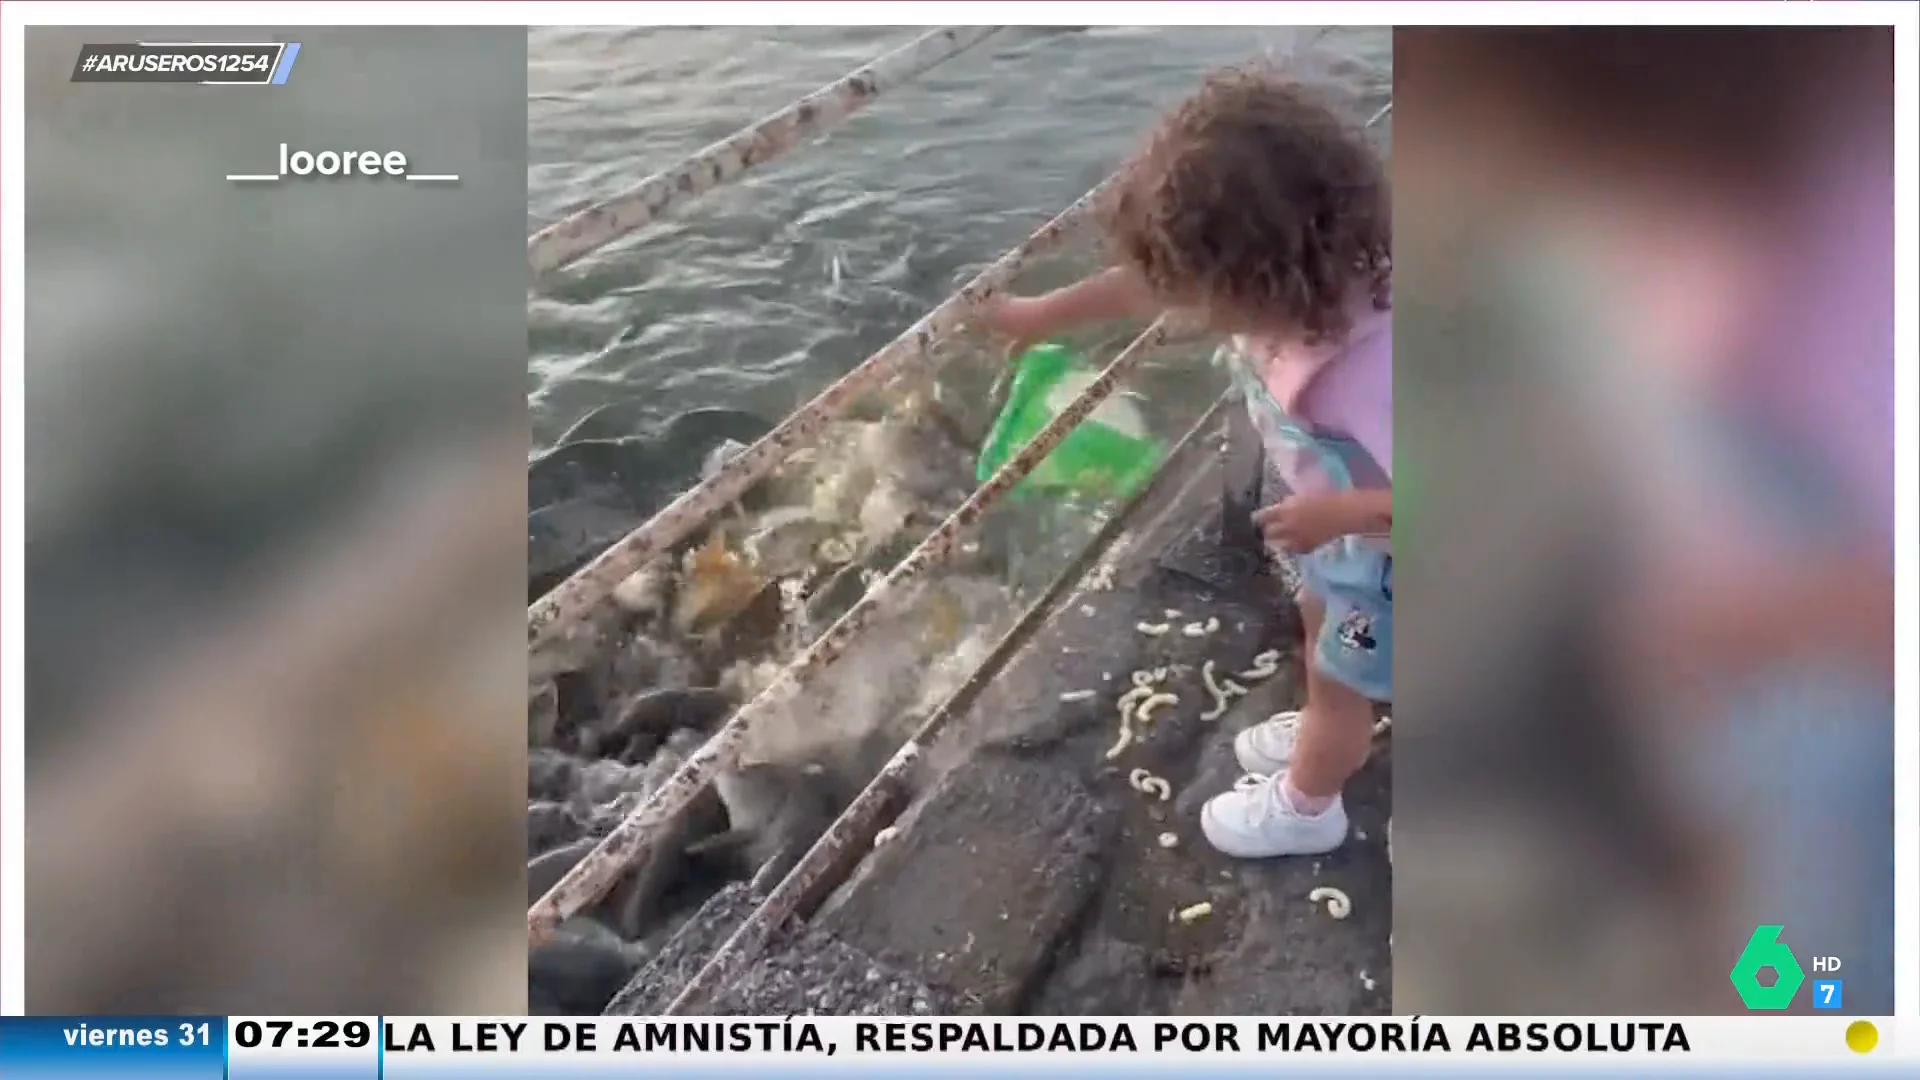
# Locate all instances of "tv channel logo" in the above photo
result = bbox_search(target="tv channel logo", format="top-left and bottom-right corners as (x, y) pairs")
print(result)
(1730, 925), (1843, 1010)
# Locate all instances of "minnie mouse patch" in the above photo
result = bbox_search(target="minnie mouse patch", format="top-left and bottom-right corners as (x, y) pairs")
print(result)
(1336, 609), (1377, 653)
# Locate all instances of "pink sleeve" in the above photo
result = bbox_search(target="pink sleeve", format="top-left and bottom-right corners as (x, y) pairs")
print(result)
(1347, 374), (1393, 482)
(1307, 324), (1393, 482)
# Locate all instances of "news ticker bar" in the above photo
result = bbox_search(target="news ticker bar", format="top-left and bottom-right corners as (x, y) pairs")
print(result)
(70, 42), (302, 85)
(0, 1016), (1894, 1077)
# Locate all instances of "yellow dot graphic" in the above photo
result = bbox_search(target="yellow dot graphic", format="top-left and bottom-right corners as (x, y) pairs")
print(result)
(1845, 1021), (1878, 1055)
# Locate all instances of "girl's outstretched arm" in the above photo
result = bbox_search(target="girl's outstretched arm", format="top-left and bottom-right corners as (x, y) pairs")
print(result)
(985, 267), (1161, 351)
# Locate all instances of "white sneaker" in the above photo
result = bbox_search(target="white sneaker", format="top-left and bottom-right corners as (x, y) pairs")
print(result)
(1201, 773), (1349, 858)
(1234, 711), (1302, 775)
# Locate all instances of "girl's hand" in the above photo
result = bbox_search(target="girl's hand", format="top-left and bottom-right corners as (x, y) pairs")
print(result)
(983, 296), (1054, 360)
(1254, 492), (1377, 553)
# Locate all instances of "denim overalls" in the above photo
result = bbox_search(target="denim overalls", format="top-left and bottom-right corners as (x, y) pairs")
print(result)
(1219, 345), (1394, 703)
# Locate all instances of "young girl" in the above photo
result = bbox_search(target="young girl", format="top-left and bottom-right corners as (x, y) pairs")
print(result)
(988, 68), (1392, 858)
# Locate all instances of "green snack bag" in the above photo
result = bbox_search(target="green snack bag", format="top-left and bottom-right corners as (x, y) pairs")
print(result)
(977, 342), (1164, 502)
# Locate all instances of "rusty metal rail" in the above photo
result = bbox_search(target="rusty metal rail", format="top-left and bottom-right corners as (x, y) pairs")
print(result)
(528, 177), (1111, 652)
(656, 391), (1233, 1015)
(528, 27), (1002, 278)
(527, 316), (1178, 944)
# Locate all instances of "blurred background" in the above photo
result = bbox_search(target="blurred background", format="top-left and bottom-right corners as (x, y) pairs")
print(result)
(1392, 27), (1898, 1014)
(21, 27), (529, 1012)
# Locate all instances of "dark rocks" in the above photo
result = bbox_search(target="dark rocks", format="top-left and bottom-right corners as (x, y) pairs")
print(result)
(528, 837), (599, 906)
(607, 883), (954, 1016)
(816, 750), (1122, 1014)
(1026, 938), (1166, 1015)
(588, 687), (733, 766)
(530, 925), (643, 1016)
(529, 748), (580, 803)
(525, 405), (1391, 1018)
(528, 800), (586, 855)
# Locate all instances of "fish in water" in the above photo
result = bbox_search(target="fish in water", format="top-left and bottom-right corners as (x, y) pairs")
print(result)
(673, 532), (765, 636)
(611, 558), (674, 619)
(702, 438), (751, 480)
(742, 506), (838, 580)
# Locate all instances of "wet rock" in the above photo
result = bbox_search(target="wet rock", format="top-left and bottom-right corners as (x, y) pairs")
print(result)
(547, 670), (605, 755)
(529, 748), (580, 803)
(529, 801), (586, 855)
(586, 790), (645, 835)
(528, 681), (560, 746)
(588, 686), (734, 763)
(527, 438), (659, 594)
(526, 833), (681, 943)
(1027, 937), (1166, 1015)
(577, 757), (654, 808)
(539, 731), (735, 943)
(540, 632), (718, 757)
(612, 751), (733, 940)
(528, 837), (600, 906)
(598, 631), (705, 710)
(530, 930), (641, 1016)
(816, 749), (1121, 1014)
(528, 496), (644, 603)
(606, 882), (954, 1016)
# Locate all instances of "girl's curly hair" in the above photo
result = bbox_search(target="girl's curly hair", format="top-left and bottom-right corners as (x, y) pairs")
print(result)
(1100, 67), (1390, 343)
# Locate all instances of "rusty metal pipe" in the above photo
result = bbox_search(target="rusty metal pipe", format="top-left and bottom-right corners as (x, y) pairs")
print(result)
(655, 392), (1232, 1014)
(528, 177), (1112, 650)
(528, 27), (1002, 277)
(528, 318), (1175, 943)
